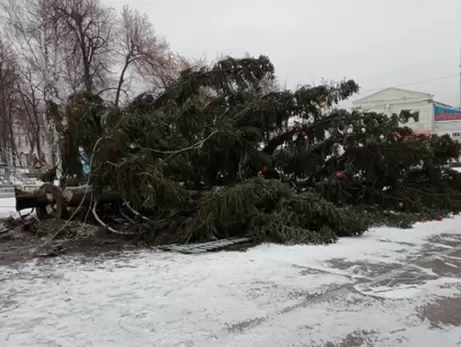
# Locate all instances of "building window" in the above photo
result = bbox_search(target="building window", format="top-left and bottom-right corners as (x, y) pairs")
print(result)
(452, 132), (461, 143)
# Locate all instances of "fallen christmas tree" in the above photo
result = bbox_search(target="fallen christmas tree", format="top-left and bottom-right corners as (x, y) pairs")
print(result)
(17, 55), (461, 245)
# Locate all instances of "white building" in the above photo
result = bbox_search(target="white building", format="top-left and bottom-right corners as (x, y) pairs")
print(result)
(0, 122), (52, 170)
(352, 87), (461, 141)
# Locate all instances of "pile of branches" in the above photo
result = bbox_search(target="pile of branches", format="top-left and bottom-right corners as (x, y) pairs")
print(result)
(36, 55), (461, 245)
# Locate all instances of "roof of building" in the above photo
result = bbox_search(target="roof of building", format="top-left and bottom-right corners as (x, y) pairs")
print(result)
(352, 87), (435, 105)
(434, 101), (455, 108)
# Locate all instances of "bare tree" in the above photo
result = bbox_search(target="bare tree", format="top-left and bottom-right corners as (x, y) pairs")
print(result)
(112, 6), (198, 106)
(112, 6), (170, 106)
(2, 0), (115, 168)
(1, 0), (194, 172)
(15, 69), (46, 161)
(0, 40), (20, 165)
(46, 0), (115, 94)
(1, 0), (64, 166)
(1, 0), (63, 99)
(146, 51), (191, 90)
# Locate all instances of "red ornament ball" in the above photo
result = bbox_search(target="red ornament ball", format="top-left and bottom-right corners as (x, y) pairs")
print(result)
(436, 216), (443, 221)
(336, 171), (344, 179)
(422, 216), (429, 222)
(261, 165), (268, 173)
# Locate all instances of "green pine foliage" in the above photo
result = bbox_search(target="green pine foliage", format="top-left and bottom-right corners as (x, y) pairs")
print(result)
(45, 55), (461, 245)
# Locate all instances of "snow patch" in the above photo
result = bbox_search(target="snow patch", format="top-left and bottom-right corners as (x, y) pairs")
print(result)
(0, 198), (19, 218)
(1, 199), (461, 345)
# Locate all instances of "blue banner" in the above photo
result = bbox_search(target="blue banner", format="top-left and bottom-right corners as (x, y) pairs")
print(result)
(434, 103), (461, 121)
(79, 147), (90, 175)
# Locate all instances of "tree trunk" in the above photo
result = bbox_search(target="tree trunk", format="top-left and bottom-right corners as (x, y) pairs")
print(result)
(15, 184), (121, 212)
(35, 128), (41, 159)
(115, 56), (131, 107)
(62, 186), (121, 206)
(7, 108), (16, 166)
(14, 187), (51, 211)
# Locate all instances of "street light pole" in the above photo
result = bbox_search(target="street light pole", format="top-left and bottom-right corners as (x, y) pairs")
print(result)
(459, 47), (461, 108)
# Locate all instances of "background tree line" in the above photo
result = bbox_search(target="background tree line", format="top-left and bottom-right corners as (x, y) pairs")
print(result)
(0, 0), (188, 168)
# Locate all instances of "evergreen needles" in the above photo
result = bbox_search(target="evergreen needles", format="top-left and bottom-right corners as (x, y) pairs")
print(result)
(44, 55), (461, 245)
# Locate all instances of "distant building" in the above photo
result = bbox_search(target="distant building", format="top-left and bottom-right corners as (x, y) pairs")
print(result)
(0, 121), (52, 170)
(352, 87), (461, 141)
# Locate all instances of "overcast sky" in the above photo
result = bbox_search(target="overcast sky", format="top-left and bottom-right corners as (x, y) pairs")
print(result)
(106, 0), (461, 107)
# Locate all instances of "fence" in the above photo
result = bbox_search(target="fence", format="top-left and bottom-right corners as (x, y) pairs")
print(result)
(0, 163), (43, 200)
(0, 183), (41, 199)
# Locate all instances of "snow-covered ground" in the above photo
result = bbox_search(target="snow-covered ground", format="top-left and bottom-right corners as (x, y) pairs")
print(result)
(0, 198), (17, 218)
(1, 199), (461, 346)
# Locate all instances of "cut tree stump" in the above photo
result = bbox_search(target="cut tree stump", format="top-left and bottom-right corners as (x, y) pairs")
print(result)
(35, 184), (65, 220)
(14, 183), (66, 220)
(14, 186), (50, 211)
